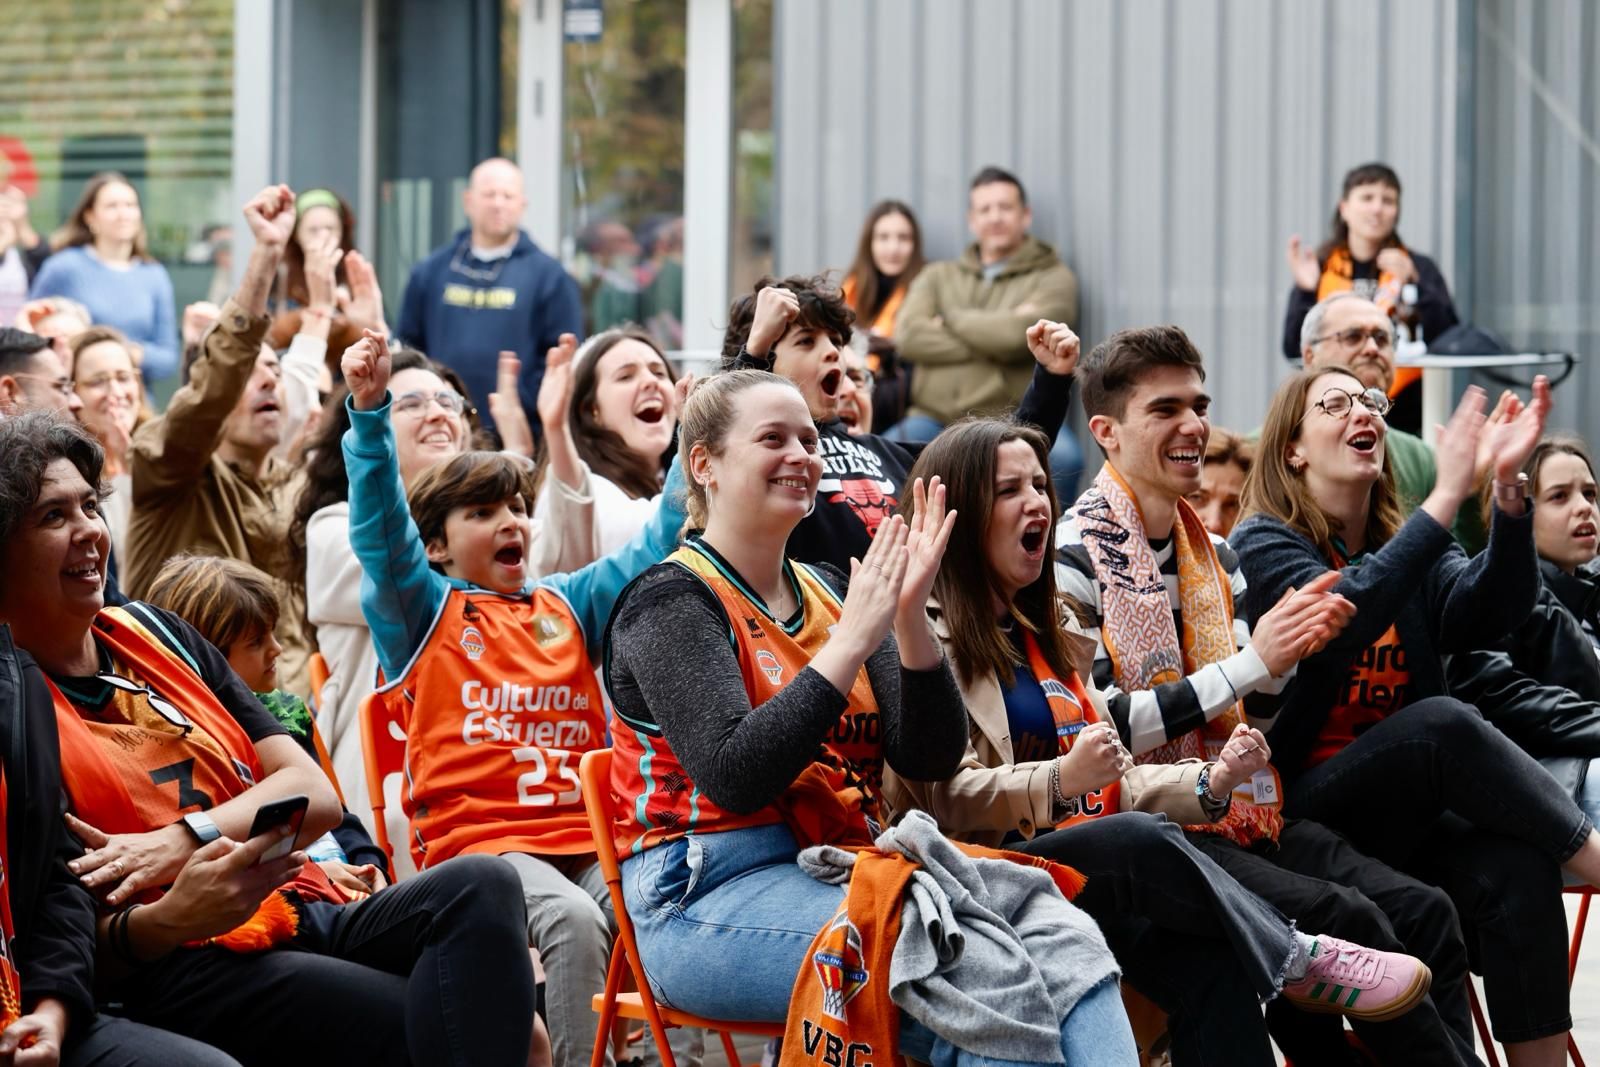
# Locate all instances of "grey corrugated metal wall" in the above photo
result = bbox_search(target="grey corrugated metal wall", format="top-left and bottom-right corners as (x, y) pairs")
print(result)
(775, 0), (1468, 433)
(1467, 0), (1599, 437)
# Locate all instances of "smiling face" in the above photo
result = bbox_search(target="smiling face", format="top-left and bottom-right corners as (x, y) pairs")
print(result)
(73, 340), (141, 445)
(694, 382), (822, 533)
(1338, 180), (1401, 249)
(426, 494), (532, 594)
(1533, 451), (1600, 573)
(1091, 364), (1212, 507)
(984, 438), (1053, 607)
(967, 180), (1031, 264)
(770, 322), (844, 423)
(1188, 459), (1247, 537)
(870, 211), (917, 278)
(591, 339), (676, 463)
(0, 458), (109, 629)
(390, 367), (469, 486)
(1288, 371), (1387, 493)
(85, 181), (142, 246)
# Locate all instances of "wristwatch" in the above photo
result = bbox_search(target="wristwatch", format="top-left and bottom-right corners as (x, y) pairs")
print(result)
(181, 810), (221, 845)
(1195, 764), (1231, 817)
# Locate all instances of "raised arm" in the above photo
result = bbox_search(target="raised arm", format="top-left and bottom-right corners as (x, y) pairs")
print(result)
(131, 187), (292, 496)
(1011, 319), (1081, 441)
(340, 330), (450, 678)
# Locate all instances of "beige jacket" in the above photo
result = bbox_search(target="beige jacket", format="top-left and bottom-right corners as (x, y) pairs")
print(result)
(883, 604), (1215, 848)
(126, 299), (310, 693)
(894, 236), (1078, 424)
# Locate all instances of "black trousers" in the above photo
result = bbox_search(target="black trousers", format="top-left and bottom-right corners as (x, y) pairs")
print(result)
(106, 854), (536, 1067)
(1288, 697), (1594, 1045)
(66, 1013), (240, 1067)
(1190, 819), (1480, 1067)
(1016, 812), (1286, 1067)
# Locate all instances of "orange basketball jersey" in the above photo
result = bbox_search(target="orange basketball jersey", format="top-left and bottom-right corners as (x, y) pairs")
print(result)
(611, 542), (885, 857)
(379, 586), (607, 865)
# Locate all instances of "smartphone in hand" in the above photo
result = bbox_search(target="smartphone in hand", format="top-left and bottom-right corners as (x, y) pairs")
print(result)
(247, 794), (309, 863)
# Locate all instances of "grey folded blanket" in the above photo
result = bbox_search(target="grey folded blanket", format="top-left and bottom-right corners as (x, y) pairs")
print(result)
(798, 810), (1120, 1064)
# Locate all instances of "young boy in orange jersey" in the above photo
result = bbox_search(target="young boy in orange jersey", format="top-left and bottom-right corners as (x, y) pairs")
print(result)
(340, 330), (685, 1067)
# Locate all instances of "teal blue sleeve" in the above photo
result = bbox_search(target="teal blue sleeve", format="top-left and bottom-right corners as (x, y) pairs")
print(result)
(342, 394), (450, 679)
(543, 454), (686, 658)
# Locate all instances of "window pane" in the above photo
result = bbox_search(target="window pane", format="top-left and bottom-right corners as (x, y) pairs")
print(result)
(0, 0), (235, 313)
(560, 0), (686, 347)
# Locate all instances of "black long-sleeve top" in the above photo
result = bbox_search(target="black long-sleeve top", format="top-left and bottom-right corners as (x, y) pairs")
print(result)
(1280, 250), (1460, 362)
(605, 551), (967, 817)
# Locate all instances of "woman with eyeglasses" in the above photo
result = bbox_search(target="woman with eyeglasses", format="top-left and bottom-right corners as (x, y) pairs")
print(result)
(0, 412), (538, 1066)
(1282, 163), (1460, 433)
(1232, 366), (1600, 1065)
(288, 343), (596, 872)
(69, 326), (146, 564)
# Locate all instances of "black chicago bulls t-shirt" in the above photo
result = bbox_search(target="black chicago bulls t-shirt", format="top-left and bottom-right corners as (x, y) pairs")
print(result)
(785, 421), (916, 571)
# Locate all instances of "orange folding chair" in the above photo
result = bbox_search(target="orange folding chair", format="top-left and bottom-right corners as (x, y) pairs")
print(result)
(307, 651), (331, 711)
(1467, 883), (1593, 1067)
(579, 749), (783, 1067)
(357, 691), (414, 873)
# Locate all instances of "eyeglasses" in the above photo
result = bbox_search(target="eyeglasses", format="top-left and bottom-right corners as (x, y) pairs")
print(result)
(394, 390), (467, 416)
(1303, 386), (1392, 422)
(1308, 326), (1395, 352)
(97, 672), (193, 734)
(12, 373), (76, 398)
(844, 367), (875, 394)
(76, 370), (139, 391)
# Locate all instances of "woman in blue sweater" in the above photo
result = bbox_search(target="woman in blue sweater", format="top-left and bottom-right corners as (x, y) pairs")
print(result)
(30, 173), (178, 382)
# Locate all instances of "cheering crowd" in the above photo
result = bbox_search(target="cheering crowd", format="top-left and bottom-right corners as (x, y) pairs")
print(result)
(0, 156), (1595, 1067)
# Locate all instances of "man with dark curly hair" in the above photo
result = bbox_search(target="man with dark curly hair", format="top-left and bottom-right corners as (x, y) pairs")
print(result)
(722, 273), (1079, 571)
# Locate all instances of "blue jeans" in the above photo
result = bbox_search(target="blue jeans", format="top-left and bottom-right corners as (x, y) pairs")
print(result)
(885, 415), (1084, 502)
(622, 823), (1136, 1066)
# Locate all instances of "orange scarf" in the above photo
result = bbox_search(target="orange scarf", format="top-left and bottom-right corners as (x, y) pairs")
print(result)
(0, 767), (22, 1031)
(779, 840), (1086, 1067)
(841, 275), (908, 341)
(1075, 465), (1283, 847)
(1021, 630), (1122, 824)
(1318, 244), (1419, 396)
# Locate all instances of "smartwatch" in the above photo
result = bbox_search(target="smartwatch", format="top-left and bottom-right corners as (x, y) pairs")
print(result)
(1195, 764), (1231, 816)
(181, 810), (222, 845)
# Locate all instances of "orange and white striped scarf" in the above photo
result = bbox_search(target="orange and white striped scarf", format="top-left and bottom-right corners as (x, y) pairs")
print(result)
(1075, 463), (1282, 847)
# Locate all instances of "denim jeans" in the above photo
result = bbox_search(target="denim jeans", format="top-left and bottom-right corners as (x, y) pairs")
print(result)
(622, 823), (1137, 1066)
(1286, 697), (1595, 1044)
(884, 415), (1083, 503)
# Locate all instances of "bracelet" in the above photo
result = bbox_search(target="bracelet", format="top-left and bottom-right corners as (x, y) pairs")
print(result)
(1492, 473), (1529, 511)
(110, 903), (144, 966)
(1048, 761), (1080, 820)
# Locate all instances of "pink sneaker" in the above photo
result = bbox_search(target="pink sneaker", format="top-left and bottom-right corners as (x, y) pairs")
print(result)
(1281, 935), (1432, 1022)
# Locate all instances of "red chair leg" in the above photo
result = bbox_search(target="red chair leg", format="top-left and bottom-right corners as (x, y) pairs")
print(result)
(1570, 891), (1591, 985)
(718, 1029), (744, 1067)
(592, 949), (630, 1067)
(1469, 982), (1501, 1067)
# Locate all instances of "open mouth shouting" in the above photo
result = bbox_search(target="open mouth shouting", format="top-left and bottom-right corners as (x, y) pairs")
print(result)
(818, 368), (843, 398)
(493, 540), (525, 571)
(1347, 428), (1379, 455)
(1020, 520), (1048, 561)
(634, 398), (667, 425)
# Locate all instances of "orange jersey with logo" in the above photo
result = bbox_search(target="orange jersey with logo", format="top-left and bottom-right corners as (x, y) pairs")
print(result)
(47, 605), (342, 907)
(611, 543), (884, 857)
(380, 587), (607, 865)
(1310, 623), (1411, 767)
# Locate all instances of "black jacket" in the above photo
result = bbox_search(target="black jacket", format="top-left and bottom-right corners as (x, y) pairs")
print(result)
(1280, 249), (1459, 362)
(1444, 558), (1600, 798)
(0, 625), (96, 1025)
(1231, 504), (1538, 779)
